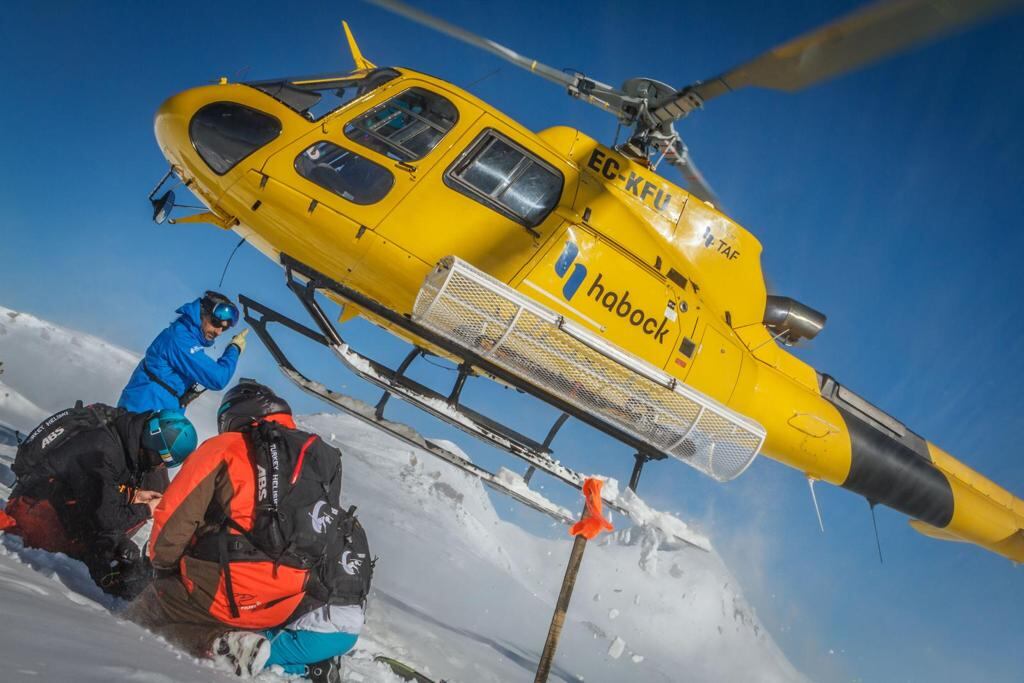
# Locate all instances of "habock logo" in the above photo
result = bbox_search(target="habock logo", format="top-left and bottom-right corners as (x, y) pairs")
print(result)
(554, 240), (588, 301)
(586, 274), (671, 343)
(340, 549), (366, 575)
(41, 427), (65, 449)
(553, 240), (672, 344)
(309, 500), (338, 534)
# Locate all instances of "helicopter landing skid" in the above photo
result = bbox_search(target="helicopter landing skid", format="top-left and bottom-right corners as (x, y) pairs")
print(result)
(237, 254), (707, 539)
(239, 294), (593, 526)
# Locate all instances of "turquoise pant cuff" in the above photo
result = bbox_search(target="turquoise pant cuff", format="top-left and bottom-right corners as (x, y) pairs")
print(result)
(261, 628), (359, 675)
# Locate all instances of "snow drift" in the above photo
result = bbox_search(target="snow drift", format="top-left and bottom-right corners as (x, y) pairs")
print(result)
(0, 305), (805, 682)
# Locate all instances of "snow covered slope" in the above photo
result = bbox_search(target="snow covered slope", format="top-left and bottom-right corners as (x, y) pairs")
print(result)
(0, 306), (220, 439)
(0, 305), (806, 682)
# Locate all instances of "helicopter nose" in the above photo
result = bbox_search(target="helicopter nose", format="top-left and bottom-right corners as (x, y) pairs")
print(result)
(154, 91), (194, 170)
(154, 85), (282, 202)
(154, 87), (219, 187)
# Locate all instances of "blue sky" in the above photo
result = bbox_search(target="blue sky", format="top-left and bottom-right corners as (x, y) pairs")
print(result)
(2, 1), (1023, 680)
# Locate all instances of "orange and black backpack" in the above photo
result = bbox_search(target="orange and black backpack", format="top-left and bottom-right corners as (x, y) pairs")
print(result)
(193, 420), (373, 618)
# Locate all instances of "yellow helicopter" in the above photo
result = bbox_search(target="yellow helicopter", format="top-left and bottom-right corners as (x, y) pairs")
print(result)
(147, 0), (1024, 561)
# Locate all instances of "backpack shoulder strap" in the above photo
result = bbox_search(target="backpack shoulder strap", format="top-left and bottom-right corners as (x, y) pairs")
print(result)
(141, 360), (186, 406)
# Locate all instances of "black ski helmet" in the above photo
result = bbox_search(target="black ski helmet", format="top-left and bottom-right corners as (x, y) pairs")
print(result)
(217, 379), (291, 433)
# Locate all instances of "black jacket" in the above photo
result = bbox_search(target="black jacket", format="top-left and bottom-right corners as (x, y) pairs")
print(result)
(13, 410), (161, 552)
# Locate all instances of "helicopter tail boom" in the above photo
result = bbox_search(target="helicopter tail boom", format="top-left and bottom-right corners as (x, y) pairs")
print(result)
(800, 375), (1024, 561)
(923, 442), (1024, 559)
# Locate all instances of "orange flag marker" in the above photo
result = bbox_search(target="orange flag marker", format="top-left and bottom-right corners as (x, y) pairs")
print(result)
(569, 478), (614, 540)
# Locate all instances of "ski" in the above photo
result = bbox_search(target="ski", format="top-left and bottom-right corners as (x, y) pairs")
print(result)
(373, 655), (441, 683)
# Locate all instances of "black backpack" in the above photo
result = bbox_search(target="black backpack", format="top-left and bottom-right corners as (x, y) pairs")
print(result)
(13, 402), (122, 485)
(204, 420), (373, 617)
(244, 420), (344, 566)
(298, 504), (374, 615)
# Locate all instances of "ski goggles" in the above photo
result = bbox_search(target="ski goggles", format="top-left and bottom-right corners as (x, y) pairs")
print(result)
(209, 300), (239, 329)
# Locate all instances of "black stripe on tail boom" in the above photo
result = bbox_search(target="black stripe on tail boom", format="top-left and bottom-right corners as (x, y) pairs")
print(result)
(818, 375), (954, 527)
(836, 406), (954, 527)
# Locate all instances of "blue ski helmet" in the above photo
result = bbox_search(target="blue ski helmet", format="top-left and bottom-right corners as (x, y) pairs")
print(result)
(143, 410), (198, 467)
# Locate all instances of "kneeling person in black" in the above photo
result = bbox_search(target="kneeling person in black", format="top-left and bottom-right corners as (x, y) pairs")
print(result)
(0, 404), (197, 598)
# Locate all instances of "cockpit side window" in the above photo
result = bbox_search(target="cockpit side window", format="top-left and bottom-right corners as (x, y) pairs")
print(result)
(248, 68), (400, 121)
(344, 88), (458, 162)
(294, 141), (394, 205)
(189, 102), (282, 175)
(444, 130), (563, 227)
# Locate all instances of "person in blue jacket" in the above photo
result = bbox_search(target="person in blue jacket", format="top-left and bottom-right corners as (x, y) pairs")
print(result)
(119, 291), (249, 414)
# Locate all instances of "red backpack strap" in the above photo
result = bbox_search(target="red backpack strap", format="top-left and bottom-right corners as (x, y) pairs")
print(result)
(289, 435), (319, 485)
(0, 507), (18, 532)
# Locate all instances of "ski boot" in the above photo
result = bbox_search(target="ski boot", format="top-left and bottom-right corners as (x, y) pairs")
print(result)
(213, 632), (271, 678)
(307, 657), (341, 683)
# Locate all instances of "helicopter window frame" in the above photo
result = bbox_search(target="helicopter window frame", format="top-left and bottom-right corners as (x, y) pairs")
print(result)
(443, 129), (564, 229)
(246, 68), (402, 122)
(294, 140), (395, 206)
(188, 102), (283, 176)
(343, 87), (459, 162)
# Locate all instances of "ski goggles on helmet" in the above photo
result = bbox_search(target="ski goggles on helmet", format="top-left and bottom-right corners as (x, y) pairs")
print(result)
(202, 291), (239, 329)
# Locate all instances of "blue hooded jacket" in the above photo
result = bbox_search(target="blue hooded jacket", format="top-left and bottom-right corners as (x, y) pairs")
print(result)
(118, 299), (240, 413)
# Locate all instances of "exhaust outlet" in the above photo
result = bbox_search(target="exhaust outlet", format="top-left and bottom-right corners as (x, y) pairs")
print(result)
(764, 295), (826, 344)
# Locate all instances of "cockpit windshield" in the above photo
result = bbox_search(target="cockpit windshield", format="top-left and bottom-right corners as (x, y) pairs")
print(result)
(246, 68), (400, 121)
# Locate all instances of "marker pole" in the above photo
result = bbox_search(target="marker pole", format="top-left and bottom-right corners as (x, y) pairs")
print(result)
(534, 478), (613, 683)
(534, 532), (588, 683)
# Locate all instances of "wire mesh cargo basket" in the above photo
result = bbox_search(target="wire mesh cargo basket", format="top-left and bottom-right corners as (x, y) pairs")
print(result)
(412, 257), (764, 482)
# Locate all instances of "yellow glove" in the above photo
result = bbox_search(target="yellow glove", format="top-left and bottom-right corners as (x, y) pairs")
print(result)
(229, 328), (250, 354)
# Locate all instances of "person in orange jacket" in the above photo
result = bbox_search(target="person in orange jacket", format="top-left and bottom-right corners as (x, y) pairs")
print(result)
(127, 380), (369, 681)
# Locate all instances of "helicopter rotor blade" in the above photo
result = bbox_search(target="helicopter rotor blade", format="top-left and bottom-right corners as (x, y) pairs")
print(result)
(657, 138), (719, 207)
(365, 0), (634, 118)
(366, 0), (575, 89)
(651, 0), (1023, 125)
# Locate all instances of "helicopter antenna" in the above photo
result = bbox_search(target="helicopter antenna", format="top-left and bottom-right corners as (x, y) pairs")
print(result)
(342, 20), (376, 70)
(808, 478), (825, 532)
(467, 67), (502, 88)
(868, 500), (884, 565)
(218, 236), (248, 289)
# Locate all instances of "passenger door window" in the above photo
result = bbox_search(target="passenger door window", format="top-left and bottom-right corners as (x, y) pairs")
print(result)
(445, 130), (563, 227)
(294, 141), (394, 205)
(344, 87), (458, 162)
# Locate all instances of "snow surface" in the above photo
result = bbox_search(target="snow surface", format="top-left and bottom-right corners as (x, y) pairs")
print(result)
(0, 305), (806, 682)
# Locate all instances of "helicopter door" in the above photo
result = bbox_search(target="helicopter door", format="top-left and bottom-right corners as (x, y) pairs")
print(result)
(375, 123), (571, 285)
(259, 83), (482, 271)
